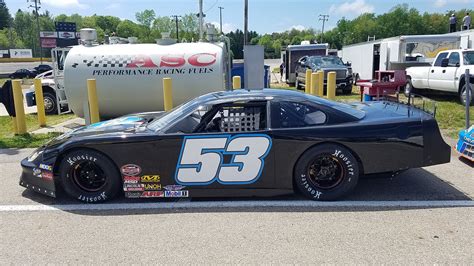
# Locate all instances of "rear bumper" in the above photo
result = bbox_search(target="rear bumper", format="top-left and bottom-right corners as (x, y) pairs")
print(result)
(422, 119), (451, 166)
(20, 158), (56, 198)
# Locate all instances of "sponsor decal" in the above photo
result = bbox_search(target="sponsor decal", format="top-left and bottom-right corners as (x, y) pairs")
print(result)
(78, 192), (107, 202)
(39, 163), (52, 171)
(32, 168), (42, 178)
(301, 174), (323, 199)
(125, 192), (142, 198)
(165, 190), (189, 198)
(41, 171), (53, 181)
(141, 191), (165, 198)
(175, 134), (272, 185)
(123, 176), (140, 183)
(331, 150), (355, 178)
(143, 183), (162, 191)
(67, 155), (97, 166)
(121, 164), (141, 176)
(164, 185), (185, 191)
(141, 175), (161, 183)
(123, 183), (144, 192)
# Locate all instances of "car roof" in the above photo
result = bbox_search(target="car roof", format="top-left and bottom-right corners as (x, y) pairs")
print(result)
(210, 88), (308, 101)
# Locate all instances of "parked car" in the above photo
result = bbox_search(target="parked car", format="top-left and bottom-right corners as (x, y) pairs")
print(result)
(406, 49), (474, 105)
(9, 69), (37, 79)
(34, 69), (53, 79)
(34, 64), (53, 74)
(295, 55), (353, 95)
(20, 89), (450, 203)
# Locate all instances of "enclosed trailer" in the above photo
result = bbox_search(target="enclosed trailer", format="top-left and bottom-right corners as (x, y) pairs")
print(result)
(341, 34), (461, 80)
(284, 44), (328, 84)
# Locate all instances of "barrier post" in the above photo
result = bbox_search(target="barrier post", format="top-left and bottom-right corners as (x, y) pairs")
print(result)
(465, 69), (471, 129)
(163, 77), (173, 111)
(232, 76), (241, 89)
(33, 78), (46, 127)
(327, 71), (336, 100)
(11, 117), (18, 134)
(305, 69), (312, 94)
(87, 79), (100, 124)
(310, 73), (318, 95)
(317, 71), (324, 97)
(12, 79), (27, 134)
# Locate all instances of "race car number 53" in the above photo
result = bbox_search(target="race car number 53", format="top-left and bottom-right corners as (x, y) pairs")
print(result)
(175, 134), (272, 185)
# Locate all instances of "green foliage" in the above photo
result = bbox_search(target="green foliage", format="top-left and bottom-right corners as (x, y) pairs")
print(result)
(136, 9), (156, 29)
(0, 1), (12, 30)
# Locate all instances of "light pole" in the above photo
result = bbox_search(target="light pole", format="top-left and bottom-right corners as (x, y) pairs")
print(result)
(28, 0), (43, 63)
(319, 14), (329, 43)
(218, 6), (224, 34)
(244, 0), (248, 45)
(170, 15), (181, 42)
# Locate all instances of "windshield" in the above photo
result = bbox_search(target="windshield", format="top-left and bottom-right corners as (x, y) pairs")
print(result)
(310, 56), (344, 67)
(147, 93), (216, 131)
(303, 93), (365, 119)
(463, 51), (474, 65)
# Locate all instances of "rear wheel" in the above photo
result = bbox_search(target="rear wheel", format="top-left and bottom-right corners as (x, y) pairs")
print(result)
(294, 144), (360, 201)
(59, 149), (121, 203)
(460, 83), (474, 106)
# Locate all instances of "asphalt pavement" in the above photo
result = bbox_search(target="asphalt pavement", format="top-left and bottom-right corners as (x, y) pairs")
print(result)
(0, 145), (473, 263)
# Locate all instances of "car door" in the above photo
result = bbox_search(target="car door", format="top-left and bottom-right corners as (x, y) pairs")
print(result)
(151, 99), (276, 196)
(428, 52), (449, 90)
(438, 51), (460, 92)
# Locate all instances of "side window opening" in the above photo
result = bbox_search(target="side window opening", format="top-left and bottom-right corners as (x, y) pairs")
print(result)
(448, 52), (460, 66)
(272, 101), (327, 128)
(434, 52), (449, 67)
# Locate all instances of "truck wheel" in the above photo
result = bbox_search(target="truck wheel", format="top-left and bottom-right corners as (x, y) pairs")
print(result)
(295, 78), (302, 90)
(342, 84), (353, 95)
(294, 144), (360, 201)
(460, 84), (474, 106)
(59, 149), (121, 203)
(43, 92), (57, 115)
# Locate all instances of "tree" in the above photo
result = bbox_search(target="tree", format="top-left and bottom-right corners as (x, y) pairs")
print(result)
(116, 19), (140, 38)
(0, 1), (12, 30)
(136, 9), (155, 29)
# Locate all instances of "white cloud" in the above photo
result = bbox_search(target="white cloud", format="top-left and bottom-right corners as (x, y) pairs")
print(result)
(329, 0), (374, 16)
(434, 0), (447, 7)
(210, 22), (237, 34)
(106, 3), (121, 9)
(288, 25), (306, 31)
(435, 0), (469, 8)
(42, 0), (87, 9)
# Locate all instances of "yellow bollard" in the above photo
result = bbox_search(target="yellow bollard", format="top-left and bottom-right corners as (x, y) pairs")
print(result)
(163, 77), (173, 111)
(12, 79), (27, 134)
(305, 69), (312, 94)
(232, 76), (241, 89)
(87, 79), (100, 124)
(317, 71), (324, 97)
(34, 78), (46, 127)
(11, 117), (18, 134)
(327, 71), (336, 100)
(310, 73), (318, 96)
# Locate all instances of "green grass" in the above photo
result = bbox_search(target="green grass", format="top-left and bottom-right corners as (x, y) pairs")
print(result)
(0, 113), (77, 148)
(0, 78), (7, 86)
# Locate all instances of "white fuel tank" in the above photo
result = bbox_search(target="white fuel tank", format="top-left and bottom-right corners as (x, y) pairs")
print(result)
(64, 42), (228, 118)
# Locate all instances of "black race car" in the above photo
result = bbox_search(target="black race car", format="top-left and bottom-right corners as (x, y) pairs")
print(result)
(9, 69), (37, 79)
(20, 89), (450, 202)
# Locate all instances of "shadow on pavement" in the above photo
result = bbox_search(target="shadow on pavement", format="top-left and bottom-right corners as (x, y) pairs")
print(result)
(19, 167), (472, 216)
(0, 148), (21, 156)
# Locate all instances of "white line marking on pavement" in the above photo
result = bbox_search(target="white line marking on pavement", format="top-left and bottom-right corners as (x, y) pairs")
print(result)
(0, 200), (473, 212)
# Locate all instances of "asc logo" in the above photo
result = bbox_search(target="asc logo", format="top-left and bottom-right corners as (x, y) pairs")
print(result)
(175, 134), (272, 185)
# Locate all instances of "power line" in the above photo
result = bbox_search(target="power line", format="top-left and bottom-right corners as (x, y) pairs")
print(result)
(319, 14), (329, 43)
(204, 0), (218, 13)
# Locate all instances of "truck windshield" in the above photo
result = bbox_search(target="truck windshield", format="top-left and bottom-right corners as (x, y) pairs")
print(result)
(463, 51), (474, 65)
(310, 56), (344, 67)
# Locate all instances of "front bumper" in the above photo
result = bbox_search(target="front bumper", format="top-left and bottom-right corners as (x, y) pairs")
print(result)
(20, 158), (56, 198)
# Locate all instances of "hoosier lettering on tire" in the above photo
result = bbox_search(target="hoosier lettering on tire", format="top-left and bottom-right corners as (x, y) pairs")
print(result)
(59, 149), (121, 203)
(294, 144), (360, 201)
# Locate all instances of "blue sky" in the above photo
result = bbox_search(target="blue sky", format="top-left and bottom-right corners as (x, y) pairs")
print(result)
(5, 0), (474, 33)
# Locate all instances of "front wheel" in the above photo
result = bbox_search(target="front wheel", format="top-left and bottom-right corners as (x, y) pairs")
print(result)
(294, 144), (360, 201)
(342, 84), (353, 95)
(43, 92), (58, 115)
(295, 77), (302, 90)
(460, 83), (474, 106)
(404, 77), (415, 96)
(59, 149), (121, 203)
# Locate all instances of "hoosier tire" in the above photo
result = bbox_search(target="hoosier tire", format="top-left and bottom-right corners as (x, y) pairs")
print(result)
(294, 144), (360, 201)
(59, 149), (121, 203)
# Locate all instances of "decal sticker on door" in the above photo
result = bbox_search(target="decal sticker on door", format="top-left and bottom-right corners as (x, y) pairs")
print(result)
(175, 134), (272, 185)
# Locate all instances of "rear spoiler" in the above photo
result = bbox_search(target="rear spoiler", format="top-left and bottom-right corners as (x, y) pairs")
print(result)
(383, 92), (437, 117)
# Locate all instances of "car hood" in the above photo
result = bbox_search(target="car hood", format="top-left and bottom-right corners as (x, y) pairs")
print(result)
(46, 111), (166, 147)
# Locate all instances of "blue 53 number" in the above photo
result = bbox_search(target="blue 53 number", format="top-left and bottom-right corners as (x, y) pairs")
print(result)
(175, 134), (272, 185)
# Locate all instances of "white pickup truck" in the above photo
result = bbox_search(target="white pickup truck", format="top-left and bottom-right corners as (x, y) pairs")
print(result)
(406, 49), (474, 105)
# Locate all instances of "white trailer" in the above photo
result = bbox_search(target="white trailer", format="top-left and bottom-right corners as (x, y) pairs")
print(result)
(341, 34), (461, 80)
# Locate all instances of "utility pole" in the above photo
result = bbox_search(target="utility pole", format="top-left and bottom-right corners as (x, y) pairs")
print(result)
(244, 0), (248, 45)
(319, 14), (329, 44)
(170, 15), (181, 42)
(218, 6), (224, 34)
(28, 0), (43, 63)
(198, 0), (204, 41)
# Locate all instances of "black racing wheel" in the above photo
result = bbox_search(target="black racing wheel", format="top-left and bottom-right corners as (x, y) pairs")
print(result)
(59, 149), (121, 203)
(294, 144), (360, 201)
